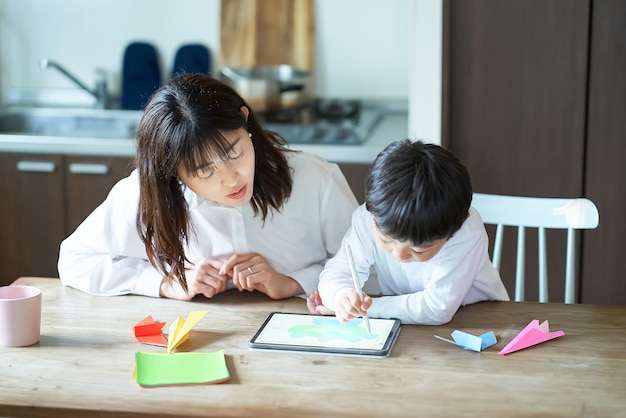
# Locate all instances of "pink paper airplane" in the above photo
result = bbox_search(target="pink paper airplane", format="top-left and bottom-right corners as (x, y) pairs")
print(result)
(499, 319), (565, 355)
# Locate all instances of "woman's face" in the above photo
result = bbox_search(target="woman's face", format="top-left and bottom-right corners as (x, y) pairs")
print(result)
(177, 126), (256, 207)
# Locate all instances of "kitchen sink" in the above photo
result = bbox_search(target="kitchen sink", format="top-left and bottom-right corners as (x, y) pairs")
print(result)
(0, 107), (143, 139)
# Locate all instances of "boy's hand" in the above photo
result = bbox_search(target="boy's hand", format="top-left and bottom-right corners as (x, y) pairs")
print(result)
(334, 289), (373, 323)
(307, 290), (335, 315)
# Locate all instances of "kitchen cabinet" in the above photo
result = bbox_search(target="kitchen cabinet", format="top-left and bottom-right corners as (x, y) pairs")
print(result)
(0, 154), (65, 286)
(64, 156), (134, 233)
(0, 151), (373, 286)
(442, 0), (625, 304)
(0, 153), (134, 285)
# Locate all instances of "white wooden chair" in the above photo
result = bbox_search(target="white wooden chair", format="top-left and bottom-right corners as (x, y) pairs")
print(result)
(471, 193), (599, 303)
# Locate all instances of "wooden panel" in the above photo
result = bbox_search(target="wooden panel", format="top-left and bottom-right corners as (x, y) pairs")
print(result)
(220, 0), (315, 71)
(582, 0), (626, 305)
(443, 0), (590, 301)
(446, 0), (589, 197)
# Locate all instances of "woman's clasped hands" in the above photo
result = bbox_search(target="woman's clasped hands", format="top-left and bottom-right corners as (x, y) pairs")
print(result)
(161, 252), (303, 301)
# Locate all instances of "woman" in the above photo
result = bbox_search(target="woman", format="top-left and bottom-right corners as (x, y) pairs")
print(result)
(58, 74), (358, 301)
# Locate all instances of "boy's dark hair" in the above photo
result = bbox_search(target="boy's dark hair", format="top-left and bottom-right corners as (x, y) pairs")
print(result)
(365, 139), (472, 246)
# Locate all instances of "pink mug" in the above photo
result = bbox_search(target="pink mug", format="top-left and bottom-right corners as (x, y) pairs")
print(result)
(0, 285), (42, 347)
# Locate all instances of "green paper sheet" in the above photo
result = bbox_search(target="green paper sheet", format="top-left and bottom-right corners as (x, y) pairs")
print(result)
(135, 350), (230, 387)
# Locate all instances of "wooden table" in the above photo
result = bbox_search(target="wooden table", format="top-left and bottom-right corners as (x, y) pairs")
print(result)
(1, 277), (625, 418)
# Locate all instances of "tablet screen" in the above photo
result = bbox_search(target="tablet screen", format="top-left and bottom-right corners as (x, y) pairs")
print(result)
(248, 312), (401, 358)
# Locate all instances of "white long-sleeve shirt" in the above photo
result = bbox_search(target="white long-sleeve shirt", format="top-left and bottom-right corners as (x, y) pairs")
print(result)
(318, 204), (510, 325)
(58, 151), (358, 297)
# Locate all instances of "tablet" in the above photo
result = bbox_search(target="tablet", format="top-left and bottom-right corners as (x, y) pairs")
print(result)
(248, 312), (401, 358)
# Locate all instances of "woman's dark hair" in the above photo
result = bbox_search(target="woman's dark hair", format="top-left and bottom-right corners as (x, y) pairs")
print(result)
(365, 139), (472, 245)
(135, 73), (293, 292)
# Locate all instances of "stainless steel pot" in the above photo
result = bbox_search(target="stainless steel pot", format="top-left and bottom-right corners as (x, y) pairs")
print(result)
(219, 65), (312, 113)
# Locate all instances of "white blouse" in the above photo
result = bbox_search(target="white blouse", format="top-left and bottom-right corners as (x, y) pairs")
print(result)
(318, 204), (510, 325)
(58, 151), (358, 297)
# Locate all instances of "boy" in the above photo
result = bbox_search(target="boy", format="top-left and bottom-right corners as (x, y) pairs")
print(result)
(307, 139), (509, 325)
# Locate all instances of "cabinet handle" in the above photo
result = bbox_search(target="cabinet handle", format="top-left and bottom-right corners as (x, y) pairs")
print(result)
(16, 161), (56, 173)
(68, 163), (109, 175)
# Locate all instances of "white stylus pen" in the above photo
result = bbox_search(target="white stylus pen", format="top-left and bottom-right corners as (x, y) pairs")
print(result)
(345, 244), (371, 336)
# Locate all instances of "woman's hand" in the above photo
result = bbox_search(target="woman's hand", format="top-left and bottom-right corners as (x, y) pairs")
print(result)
(160, 258), (229, 300)
(333, 289), (373, 323)
(220, 252), (303, 299)
(306, 290), (335, 315)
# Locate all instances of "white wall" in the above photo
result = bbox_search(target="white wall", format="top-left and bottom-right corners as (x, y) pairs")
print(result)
(315, 0), (410, 99)
(0, 0), (411, 101)
(409, 0), (442, 145)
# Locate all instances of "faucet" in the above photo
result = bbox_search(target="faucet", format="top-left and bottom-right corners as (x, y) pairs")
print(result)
(39, 58), (110, 109)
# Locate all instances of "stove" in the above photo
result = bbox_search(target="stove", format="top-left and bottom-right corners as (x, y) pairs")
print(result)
(260, 99), (382, 145)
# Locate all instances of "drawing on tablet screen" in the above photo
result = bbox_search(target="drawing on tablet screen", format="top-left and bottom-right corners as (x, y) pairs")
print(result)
(253, 313), (397, 350)
(288, 316), (376, 342)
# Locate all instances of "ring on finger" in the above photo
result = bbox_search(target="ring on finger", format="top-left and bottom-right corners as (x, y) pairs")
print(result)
(247, 266), (254, 274)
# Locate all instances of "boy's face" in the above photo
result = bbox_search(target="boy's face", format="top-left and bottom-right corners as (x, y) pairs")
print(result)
(372, 219), (448, 263)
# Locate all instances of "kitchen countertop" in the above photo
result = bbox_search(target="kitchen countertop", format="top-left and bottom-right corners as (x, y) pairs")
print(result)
(0, 109), (408, 165)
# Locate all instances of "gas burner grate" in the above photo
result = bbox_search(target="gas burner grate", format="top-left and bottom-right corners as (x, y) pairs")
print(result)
(262, 100), (382, 145)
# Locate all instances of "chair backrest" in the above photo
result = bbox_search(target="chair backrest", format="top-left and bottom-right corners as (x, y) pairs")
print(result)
(471, 193), (599, 303)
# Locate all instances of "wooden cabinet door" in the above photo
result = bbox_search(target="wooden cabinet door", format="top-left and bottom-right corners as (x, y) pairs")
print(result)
(64, 156), (135, 236)
(0, 154), (65, 285)
(338, 163), (371, 204)
(443, 0), (590, 301)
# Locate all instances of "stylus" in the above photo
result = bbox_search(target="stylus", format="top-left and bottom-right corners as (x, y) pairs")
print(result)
(345, 244), (372, 336)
